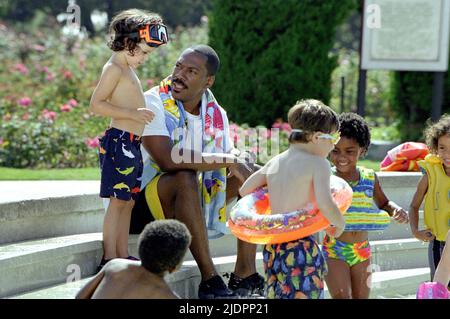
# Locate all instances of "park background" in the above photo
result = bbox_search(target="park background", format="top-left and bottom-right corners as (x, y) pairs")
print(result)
(0, 0), (449, 179)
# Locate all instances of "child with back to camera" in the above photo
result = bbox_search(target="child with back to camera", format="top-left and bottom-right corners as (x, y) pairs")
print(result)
(323, 112), (409, 299)
(89, 9), (169, 270)
(239, 99), (346, 299)
(75, 220), (191, 299)
(409, 114), (450, 285)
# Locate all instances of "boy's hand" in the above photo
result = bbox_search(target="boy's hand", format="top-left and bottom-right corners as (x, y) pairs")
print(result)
(325, 225), (344, 238)
(392, 208), (409, 224)
(132, 108), (155, 124)
(413, 229), (434, 242)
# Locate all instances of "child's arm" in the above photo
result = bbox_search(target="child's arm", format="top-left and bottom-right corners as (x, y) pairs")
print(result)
(373, 174), (408, 224)
(239, 166), (267, 197)
(74, 270), (105, 299)
(433, 230), (450, 287)
(89, 63), (154, 124)
(409, 174), (434, 242)
(313, 160), (345, 237)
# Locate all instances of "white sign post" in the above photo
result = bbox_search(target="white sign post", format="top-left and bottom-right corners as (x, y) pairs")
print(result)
(362, 0), (450, 72)
(358, 0), (450, 120)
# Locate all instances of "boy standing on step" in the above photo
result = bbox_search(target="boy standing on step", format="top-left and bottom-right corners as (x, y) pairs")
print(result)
(75, 220), (191, 299)
(89, 9), (168, 270)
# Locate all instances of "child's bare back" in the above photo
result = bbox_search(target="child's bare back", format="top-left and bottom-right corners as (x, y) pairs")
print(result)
(76, 220), (191, 299)
(265, 148), (328, 213)
(89, 259), (178, 299)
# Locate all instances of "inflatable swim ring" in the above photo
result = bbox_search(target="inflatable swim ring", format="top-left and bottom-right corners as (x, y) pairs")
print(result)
(416, 282), (450, 299)
(229, 175), (353, 244)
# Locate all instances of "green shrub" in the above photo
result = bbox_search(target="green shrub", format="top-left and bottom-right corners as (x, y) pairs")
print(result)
(209, 0), (356, 127)
(390, 71), (449, 141)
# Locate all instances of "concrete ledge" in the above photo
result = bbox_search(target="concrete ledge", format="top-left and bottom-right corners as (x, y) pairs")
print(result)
(377, 172), (422, 209)
(0, 233), (429, 298)
(0, 195), (104, 244)
(371, 238), (428, 271)
(11, 257), (429, 299)
(0, 233), (137, 298)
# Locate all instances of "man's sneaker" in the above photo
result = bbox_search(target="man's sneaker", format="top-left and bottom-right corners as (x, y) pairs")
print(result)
(96, 257), (112, 272)
(126, 256), (140, 261)
(198, 275), (237, 299)
(227, 272), (265, 297)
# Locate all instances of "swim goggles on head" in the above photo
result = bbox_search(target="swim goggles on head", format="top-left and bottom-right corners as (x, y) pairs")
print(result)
(129, 24), (169, 47)
(318, 132), (341, 144)
(291, 129), (341, 144)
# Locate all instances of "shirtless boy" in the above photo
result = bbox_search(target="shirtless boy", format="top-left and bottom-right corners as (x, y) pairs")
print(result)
(239, 99), (345, 299)
(75, 220), (191, 299)
(89, 9), (168, 269)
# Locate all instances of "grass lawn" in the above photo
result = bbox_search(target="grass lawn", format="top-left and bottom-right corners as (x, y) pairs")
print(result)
(0, 159), (381, 180)
(0, 167), (100, 180)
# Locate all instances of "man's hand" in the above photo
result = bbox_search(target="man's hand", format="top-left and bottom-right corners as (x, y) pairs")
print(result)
(413, 229), (434, 242)
(229, 162), (253, 184)
(131, 108), (155, 124)
(392, 208), (409, 224)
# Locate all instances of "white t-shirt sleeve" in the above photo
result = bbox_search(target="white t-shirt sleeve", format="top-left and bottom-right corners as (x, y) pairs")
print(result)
(142, 88), (170, 137)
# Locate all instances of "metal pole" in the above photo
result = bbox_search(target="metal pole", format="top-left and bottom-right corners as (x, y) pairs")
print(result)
(340, 76), (345, 113)
(356, 70), (367, 117)
(431, 72), (444, 122)
(357, 1), (367, 117)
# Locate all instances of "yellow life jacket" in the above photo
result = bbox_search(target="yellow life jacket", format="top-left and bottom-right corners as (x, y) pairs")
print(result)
(418, 154), (450, 241)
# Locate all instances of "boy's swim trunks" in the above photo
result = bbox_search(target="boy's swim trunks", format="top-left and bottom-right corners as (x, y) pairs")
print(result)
(99, 127), (143, 201)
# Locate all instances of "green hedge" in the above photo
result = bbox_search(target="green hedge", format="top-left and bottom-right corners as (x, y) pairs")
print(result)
(209, 0), (356, 126)
(390, 71), (450, 141)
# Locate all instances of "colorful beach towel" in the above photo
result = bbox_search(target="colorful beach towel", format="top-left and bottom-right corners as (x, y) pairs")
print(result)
(380, 142), (429, 172)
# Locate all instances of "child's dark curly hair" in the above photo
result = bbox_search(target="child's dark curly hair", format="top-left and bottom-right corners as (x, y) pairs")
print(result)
(425, 114), (450, 154)
(138, 220), (191, 274)
(108, 9), (163, 55)
(338, 112), (371, 152)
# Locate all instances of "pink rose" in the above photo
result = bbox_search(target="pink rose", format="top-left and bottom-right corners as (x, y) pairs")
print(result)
(60, 104), (72, 112)
(42, 109), (57, 122)
(46, 73), (55, 81)
(85, 137), (100, 149)
(33, 44), (46, 52)
(68, 99), (78, 107)
(63, 70), (73, 80)
(18, 97), (32, 107)
(13, 63), (29, 75)
(272, 122), (282, 129)
(281, 123), (292, 132)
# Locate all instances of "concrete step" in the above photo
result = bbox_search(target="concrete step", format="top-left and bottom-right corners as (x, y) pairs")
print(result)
(0, 232), (429, 298)
(0, 232), (239, 298)
(0, 174), (424, 246)
(376, 172), (422, 210)
(10, 252), (429, 299)
(0, 181), (103, 245)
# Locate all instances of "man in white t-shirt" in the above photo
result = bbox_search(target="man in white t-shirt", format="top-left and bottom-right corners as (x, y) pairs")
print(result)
(129, 45), (264, 299)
